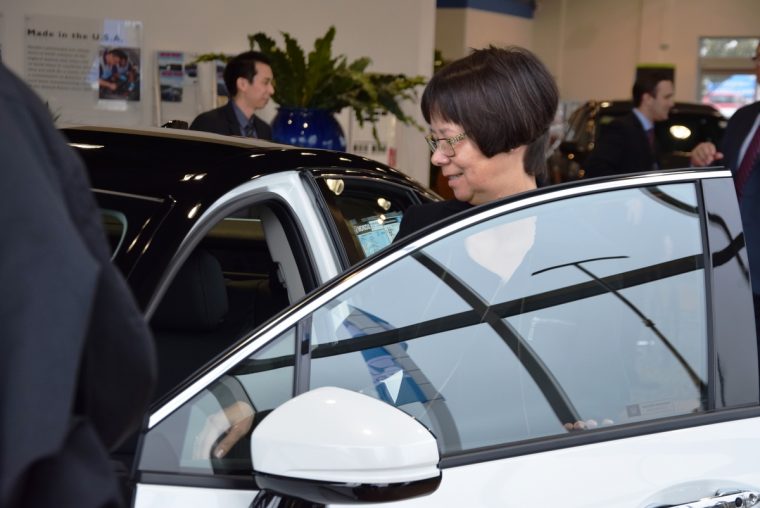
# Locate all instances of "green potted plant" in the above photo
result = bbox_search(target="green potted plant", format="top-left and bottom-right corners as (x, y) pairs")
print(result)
(196, 26), (426, 150)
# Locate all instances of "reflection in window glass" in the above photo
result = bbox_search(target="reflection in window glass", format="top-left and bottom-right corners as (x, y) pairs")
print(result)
(100, 209), (127, 258)
(309, 183), (708, 455)
(139, 329), (295, 476)
(315, 176), (421, 264)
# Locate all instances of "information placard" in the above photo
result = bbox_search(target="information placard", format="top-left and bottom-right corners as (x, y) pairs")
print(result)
(24, 15), (143, 125)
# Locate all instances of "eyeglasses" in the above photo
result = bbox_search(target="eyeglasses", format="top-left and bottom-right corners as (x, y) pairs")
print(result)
(425, 132), (467, 157)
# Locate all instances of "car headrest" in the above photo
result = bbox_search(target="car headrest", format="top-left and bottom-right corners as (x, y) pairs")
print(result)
(152, 249), (229, 332)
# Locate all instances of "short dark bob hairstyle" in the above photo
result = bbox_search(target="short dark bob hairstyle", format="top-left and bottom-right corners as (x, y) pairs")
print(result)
(223, 50), (272, 97)
(421, 46), (558, 176)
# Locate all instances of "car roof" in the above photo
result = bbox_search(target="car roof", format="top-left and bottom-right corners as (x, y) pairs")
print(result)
(62, 125), (424, 200)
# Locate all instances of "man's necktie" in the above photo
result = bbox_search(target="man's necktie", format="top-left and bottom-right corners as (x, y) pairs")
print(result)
(646, 128), (655, 150)
(735, 124), (760, 201)
(244, 119), (258, 138)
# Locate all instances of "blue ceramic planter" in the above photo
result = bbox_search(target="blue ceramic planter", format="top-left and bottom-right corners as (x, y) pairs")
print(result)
(271, 107), (346, 151)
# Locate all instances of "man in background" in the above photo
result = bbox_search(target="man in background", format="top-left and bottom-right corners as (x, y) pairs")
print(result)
(0, 62), (156, 507)
(584, 71), (675, 178)
(190, 50), (274, 140)
(691, 41), (760, 340)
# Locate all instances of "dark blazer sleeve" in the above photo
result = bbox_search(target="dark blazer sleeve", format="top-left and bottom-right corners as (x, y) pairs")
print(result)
(584, 113), (655, 179)
(720, 102), (760, 171)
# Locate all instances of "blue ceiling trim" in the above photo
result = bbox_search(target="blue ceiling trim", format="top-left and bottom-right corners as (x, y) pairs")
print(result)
(436, 0), (535, 19)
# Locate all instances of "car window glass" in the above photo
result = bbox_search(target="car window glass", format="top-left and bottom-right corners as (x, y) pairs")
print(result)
(149, 203), (292, 401)
(100, 209), (127, 258)
(315, 176), (422, 264)
(139, 327), (296, 476)
(308, 183), (708, 455)
(92, 191), (168, 273)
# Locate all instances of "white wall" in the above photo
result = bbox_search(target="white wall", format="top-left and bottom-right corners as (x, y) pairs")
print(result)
(436, 0), (759, 106)
(534, 0), (760, 103)
(436, 6), (532, 61)
(0, 0), (436, 184)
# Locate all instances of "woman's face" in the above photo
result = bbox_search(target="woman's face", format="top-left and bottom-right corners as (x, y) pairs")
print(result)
(429, 118), (528, 206)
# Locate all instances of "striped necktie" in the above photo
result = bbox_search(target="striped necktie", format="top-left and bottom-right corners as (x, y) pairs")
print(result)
(243, 118), (258, 138)
(735, 124), (760, 201)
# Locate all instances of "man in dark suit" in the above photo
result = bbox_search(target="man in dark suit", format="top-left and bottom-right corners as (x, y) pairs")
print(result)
(584, 71), (675, 178)
(691, 41), (760, 340)
(190, 50), (274, 140)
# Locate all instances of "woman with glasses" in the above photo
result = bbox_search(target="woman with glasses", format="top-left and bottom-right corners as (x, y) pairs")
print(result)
(395, 45), (558, 239)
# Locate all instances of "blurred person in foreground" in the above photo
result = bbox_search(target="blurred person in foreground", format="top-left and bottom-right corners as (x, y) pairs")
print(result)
(190, 50), (274, 140)
(584, 71), (675, 179)
(395, 45), (559, 239)
(0, 62), (156, 507)
(690, 41), (760, 340)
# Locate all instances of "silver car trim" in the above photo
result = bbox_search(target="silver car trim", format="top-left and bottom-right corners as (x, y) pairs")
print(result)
(148, 169), (729, 428)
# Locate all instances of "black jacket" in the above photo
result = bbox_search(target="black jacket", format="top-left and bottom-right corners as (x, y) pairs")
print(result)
(189, 101), (273, 140)
(0, 63), (156, 508)
(584, 112), (657, 179)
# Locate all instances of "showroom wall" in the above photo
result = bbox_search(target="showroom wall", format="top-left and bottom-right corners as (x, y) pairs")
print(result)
(438, 0), (757, 105)
(0, 0), (436, 184)
(436, 6), (533, 61)
(534, 0), (759, 103)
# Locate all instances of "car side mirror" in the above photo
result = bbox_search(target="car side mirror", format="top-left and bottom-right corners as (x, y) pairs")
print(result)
(250, 386), (441, 506)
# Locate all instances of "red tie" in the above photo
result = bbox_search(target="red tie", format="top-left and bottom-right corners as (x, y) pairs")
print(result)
(646, 128), (655, 150)
(735, 124), (760, 201)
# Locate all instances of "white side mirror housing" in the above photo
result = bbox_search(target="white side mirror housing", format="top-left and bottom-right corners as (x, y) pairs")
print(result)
(250, 386), (441, 504)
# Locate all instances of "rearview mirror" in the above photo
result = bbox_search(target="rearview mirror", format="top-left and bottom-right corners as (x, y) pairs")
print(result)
(250, 386), (441, 506)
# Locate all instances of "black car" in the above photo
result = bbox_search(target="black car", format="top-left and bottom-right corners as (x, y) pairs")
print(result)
(548, 100), (727, 183)
(63, 126), (438, 401)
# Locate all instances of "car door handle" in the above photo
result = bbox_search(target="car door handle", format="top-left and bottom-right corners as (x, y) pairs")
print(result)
(651, 489), (760, 507)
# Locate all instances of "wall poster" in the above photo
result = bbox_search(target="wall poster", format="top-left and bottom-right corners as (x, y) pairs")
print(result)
(24, 15), (143, 125)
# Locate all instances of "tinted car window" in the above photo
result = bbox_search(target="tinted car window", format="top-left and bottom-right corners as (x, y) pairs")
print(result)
(308, 183), (708, 455)
(93, 191), (169, 276)
(101, 209), (128, 258)
(315, 176), (422, 264)
(139, 328), (296, 476)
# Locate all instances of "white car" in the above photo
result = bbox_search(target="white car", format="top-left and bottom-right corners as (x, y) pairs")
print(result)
(127, 166), (759, 507)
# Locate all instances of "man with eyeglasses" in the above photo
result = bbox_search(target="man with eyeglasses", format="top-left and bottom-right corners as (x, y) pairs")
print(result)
(691, 40), (760, 342)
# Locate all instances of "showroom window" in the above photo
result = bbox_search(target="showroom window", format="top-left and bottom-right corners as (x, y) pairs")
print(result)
(698, 37), (759, 118)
